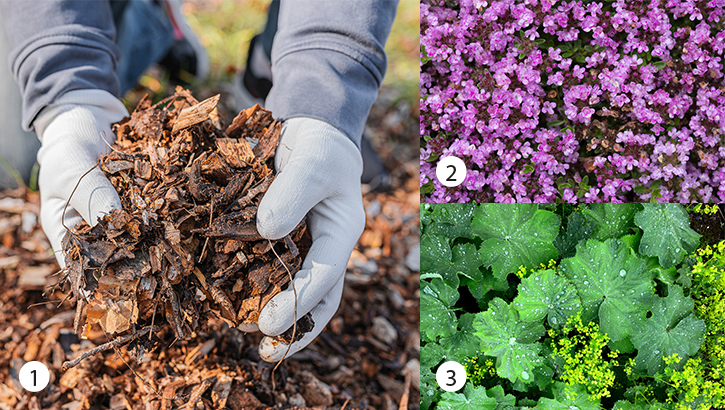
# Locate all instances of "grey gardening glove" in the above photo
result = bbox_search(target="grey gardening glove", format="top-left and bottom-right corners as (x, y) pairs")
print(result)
(34, 90), (128, 266)
(251, 117), (365, 362)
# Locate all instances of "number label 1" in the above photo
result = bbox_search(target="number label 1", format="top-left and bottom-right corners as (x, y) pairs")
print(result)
(18, 361), (50, 392)
(436, 157), (467, 188)
(436, 361), (467, 392)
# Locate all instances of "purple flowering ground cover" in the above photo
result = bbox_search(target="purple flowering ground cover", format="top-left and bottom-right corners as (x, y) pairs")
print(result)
(421, 0), (725, 203)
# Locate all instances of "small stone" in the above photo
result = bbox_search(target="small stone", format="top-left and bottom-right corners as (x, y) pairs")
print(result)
(329, 316), (344, 335)
(388, 287), (405, 311)
(288, 393), (306, 407)
(302, 371), (333, 407)
(349, 251), (378, 275)
(372, 316), (397, 345)
(21, 211), (36, 233)
(405, 242), (420, 271)
(404, 359), (420, 391)
(406, 331), (420, 353)
(358, 259), (378, 275)
(365, 199), (382, 217)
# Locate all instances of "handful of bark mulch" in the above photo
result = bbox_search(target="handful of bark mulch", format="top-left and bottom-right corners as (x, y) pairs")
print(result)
(60, 87), (312, 357)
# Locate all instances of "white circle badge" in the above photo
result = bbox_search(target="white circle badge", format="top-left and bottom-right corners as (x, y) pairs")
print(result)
(436, 156), (467, 187)
(436, 360), (467, 392)
(19, 361), (50, 392)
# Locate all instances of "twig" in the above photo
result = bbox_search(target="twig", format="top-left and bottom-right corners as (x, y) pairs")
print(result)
(398, 370), (411, 410)
(99, 131), (121, 153)
(268, 239), (297, 392)
(101, 327), (162, 398)
(198, 201), (213, 263)
(341, 398), (351, 410)
(61, 325), (159, 371)
(149, 298), (159, 341)
(62, 163), (99, 232)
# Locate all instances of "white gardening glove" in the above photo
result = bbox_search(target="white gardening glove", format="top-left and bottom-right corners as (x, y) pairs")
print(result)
(252, 117), (365, 362)
(34, 90), (129, 267)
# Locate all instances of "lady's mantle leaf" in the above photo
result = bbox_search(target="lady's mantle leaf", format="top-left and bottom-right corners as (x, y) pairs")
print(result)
(421, 278), (459, 342)
(421, 234), (482, 288)
(421, 368), (438, 410)
(513, 269), (581, 328)
(438, 385), (496, 410)
(472, 204), (560, 281)
(534, 382), (600, 410)
(613, 400), (673, 410)
(439, 313), (481, 363)
(581, 203), (642, 241)
(486, 385), (517, 410)
(559, 238), (654, 343)
(631, 285), (706, 375)
(634, 204), (701, 269)
(554, 211), (596, 259)
(473, 298), (545, 383)
(425, 203), (476, 241)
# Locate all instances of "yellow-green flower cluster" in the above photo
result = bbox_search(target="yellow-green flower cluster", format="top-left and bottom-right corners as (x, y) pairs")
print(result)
(689, 204), (720, 216)
(515, 259), (559, 279)
(550, 312), (617, 401)
(665, 357), (725, 410)
(665, 240), (725, 409)
(463, 356), (496, 386)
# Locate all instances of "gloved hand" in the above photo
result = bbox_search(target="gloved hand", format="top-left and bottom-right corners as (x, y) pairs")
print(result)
(34, 90), (129, 266)
(251, 117), (365, 362)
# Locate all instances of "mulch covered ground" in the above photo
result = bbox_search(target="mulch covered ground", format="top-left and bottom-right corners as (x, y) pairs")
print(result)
(0, 86), (420, 410)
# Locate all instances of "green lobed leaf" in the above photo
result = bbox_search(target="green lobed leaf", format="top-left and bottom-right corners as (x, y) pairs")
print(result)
(421, 278), (459, 342)
(582, 203), (642, 241)
(486, 385), (517, 410)
(472, 204), (560, 281)
(438, 384), (497, 410)
(473, 298), (545, 383)
(423, 277), (459, 307)
(421, 368), (438, 410)
(439, 313), (481, 363)
(534, 382), (600, 410)
(421, 234), (482, 288)
(554, 211), (596, 259)
(634, 204), (701, 269)
(513, 269), (581, 328)
(559, 238), (654, 343)
(631, 285), (706, 375)
(613, 400), (673, 410)
(421, 340), (445, 371)
(425, 204), (476, 241)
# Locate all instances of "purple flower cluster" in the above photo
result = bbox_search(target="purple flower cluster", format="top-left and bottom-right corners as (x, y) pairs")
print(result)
(421, 0), (725, 203)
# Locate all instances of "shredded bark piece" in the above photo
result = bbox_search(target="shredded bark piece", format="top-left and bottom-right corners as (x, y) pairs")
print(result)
(61, 88), (313, 354)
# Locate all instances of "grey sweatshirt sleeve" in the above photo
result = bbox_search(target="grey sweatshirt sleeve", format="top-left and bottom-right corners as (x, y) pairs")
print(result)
(265, 0), (397, 148)
(0, 0), (120, 132)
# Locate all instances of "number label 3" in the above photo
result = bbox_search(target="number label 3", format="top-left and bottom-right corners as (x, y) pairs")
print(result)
(436, 361), (467, 392)
(436, 157), (466, 188)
